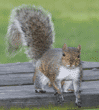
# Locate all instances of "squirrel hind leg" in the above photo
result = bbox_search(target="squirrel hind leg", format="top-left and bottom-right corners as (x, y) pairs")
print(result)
(34, 80), (47, 93)
(34, 70), (49, 93)
(34, 83), (47, 93)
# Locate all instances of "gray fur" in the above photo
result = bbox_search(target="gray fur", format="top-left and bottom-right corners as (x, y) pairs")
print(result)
(6, 4), (55, 60)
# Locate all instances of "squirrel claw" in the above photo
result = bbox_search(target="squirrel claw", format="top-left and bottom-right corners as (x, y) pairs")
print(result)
(54, 92), (58, 95)
(75, 101), (81, 108)
(39, 90), (46, 93)
(35, 90), (39, 93)
(55, 93), (64, 104)
(35, 90), (46, 93)
(79, 90), (82, 93)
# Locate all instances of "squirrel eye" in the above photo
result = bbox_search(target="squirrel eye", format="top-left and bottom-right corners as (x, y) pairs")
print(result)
(63, 53), (65, 56)
(78, 55), (80, 58)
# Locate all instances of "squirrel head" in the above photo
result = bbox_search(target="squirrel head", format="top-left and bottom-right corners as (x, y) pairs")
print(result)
(62, 43), (81, 69)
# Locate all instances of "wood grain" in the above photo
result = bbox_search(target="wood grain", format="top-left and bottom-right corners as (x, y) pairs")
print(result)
(0, 81), (99, 107)
(0, 69), (99, 86)
(0, 62), (34, 74)
(0, 61), (99, 75)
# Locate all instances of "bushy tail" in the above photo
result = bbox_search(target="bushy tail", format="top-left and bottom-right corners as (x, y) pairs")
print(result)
(5, 15), (24, 57)
(6, 4), (55, 60)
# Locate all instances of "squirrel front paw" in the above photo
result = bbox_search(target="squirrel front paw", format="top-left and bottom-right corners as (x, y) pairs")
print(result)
(54, 92), (64, 104)
(57, 94), (64, 104)
(75, 99), (81, 108)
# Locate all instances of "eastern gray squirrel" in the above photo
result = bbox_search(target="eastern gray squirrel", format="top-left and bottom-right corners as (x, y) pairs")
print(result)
(6, 4), (83, 107)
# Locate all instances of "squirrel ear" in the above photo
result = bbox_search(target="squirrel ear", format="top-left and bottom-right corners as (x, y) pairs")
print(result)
(77, 44), (81, 51)
(62, 43), (68, 51)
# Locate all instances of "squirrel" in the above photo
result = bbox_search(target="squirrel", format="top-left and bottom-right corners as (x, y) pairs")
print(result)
(6, 4), (83, 107)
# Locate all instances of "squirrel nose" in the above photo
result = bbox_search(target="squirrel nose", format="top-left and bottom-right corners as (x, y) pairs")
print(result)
(70, 62), (73, 67)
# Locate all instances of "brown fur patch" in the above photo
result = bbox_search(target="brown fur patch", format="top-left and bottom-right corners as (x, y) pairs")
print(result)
(39, 60), (58, 83)
(32, 71), (36, 84)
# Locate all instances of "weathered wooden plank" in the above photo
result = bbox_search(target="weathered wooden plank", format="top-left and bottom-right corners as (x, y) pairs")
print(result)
(81, 61), (99, 69)
(0, 61), (98, 86)
(82, 69), (99, 81)
(0, 69), (99, 86)
(0, 73), (33, 86)
(0, 81), (99, 107)
(0, 62), (34, 74)
(0, 61), (99, 74)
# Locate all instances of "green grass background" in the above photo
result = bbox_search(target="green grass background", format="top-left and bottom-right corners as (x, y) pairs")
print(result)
(1, 0), (99, 64)
(0, 0), (99, 109)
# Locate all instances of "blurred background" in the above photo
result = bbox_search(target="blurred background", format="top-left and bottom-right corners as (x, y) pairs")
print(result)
(0, 0), (99, 64)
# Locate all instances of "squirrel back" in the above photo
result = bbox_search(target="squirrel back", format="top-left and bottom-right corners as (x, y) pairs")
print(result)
(6, 4), (55, 61)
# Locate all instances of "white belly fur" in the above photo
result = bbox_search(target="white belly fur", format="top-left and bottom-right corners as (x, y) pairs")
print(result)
(57, 66), (80, 81)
